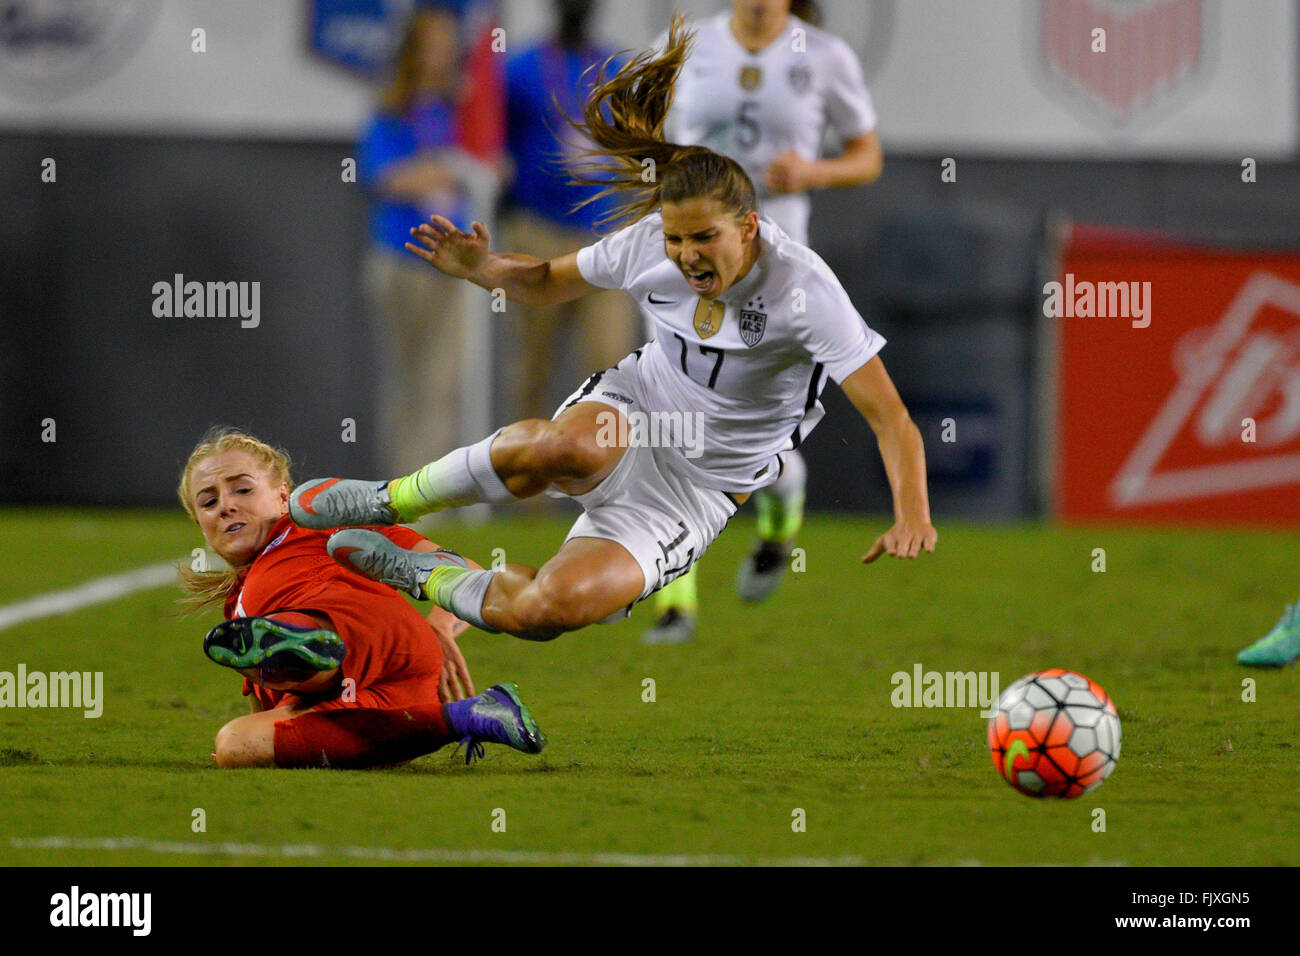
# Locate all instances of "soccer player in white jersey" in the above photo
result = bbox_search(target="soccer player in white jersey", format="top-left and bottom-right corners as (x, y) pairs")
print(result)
(647, 0), (884, 643)
(288, 16), (934, 644)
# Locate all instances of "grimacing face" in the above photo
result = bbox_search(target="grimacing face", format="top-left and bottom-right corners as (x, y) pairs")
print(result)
(661, 197), (760, 299)
(189, 450), (289, 567)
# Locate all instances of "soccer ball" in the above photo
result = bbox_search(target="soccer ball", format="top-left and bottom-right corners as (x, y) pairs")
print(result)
(987, 669), (1121, 798)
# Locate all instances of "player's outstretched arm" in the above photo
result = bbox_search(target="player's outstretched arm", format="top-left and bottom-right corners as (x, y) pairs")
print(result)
(405, 215), (598, 307)
(839, 356), (937, 564)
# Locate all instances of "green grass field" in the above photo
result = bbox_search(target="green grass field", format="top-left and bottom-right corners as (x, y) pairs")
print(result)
(1, 507), (1297, 866)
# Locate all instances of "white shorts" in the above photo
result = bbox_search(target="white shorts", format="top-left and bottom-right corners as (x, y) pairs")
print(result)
(552, 351), (739, 614)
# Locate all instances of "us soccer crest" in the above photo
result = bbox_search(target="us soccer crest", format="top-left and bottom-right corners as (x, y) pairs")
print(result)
(787, 64), (811, 95)
(738, 65), (762, 90)
(739, 299), (767, 347)
(693, 299), (725, 339)
(1033, 0), (1211, 128)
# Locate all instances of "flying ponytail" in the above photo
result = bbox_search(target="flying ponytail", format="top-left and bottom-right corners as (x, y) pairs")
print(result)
(567, 13), (757, 229)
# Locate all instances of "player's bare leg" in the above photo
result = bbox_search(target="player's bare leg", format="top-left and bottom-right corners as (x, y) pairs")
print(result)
(290, 401), (628, 528)
(213, 701), (315, 768)
(328, 529), (645, 642)
(481, 537), (646, 640)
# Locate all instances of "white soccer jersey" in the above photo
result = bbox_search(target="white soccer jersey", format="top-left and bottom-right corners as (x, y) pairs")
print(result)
(575, 212), (885, 493)
(662, 12), (877, 245)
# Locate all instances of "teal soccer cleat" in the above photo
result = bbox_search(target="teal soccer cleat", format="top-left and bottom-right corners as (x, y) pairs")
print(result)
(204, 616), (346, 681)
(1237, 601), (1300, 667)
(445, 683), (547, 764)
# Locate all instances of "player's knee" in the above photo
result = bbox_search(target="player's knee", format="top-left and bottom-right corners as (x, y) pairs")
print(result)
(214, 718), (271, 769)
(511, 575), (604, 639)
(213, 720), (245, 768)
(536, 418), (607, 480)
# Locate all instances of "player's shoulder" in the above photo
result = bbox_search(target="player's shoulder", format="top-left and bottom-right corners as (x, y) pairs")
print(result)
(793, 17), (858, 64)
(758, 220), (851, 308)
(690, 10), (731, 41)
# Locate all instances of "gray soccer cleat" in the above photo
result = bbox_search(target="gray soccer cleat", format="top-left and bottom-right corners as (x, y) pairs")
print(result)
(642, 607), (697, 644)
(735, 539), (793, 603)
(290, 478), (399, 530)
(327, 528), (468, 599)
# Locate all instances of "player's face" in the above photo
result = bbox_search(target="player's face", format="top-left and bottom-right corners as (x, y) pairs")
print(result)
(190, 450), (289, 567)
(413, 11), (458, 89)
(733, 0), (791, 29)
(661, 197), (760, 298)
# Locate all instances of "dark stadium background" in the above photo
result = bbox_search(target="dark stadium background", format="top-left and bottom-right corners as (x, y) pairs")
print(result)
(2, 0), (1297, 523)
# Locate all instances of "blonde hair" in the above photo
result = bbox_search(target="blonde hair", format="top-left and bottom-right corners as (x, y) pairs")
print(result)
(568, 14), (757, 229)
(176, 427), (292, 613)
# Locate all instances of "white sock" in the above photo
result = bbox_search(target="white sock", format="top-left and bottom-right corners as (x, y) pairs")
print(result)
(396, 430), (517, 511)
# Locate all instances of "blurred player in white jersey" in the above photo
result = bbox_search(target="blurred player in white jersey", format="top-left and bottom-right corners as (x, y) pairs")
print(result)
(646, 0), (884, 643)
(288, 16), (932, 646)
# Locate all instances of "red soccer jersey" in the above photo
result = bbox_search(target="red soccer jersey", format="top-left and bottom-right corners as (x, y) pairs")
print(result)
(223, 516), (442, 711)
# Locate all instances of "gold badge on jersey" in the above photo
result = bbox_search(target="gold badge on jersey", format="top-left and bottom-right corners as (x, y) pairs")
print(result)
(693, 298), (726, 339)
(739, 65), (762, 91)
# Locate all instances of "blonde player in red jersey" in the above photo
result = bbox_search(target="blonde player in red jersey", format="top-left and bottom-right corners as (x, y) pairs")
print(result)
(178, 428), (544, 769)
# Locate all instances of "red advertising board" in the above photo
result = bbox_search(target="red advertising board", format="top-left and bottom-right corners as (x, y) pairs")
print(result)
(1058, 227), (1300, 525)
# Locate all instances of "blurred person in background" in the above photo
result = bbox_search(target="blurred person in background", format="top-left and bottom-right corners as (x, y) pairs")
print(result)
(644, 0), (884, 643)
(360, 2), (503, 481)
(501, 0), (636, 424)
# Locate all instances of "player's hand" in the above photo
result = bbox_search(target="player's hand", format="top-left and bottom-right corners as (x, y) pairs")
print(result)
(435, 621), (476, 703)
(862, 519), (937, 564)
(405, 215), (491, 280)
(765, 151), (817, 194)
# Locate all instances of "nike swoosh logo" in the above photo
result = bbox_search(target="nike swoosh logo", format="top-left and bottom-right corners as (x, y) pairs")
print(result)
(648, 293), (677, 305)
(1003, 739), (1030, 778)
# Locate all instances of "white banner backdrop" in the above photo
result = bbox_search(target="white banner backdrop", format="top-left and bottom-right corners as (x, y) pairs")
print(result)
(862, 0), (1297, 157)
(0, 0), (1293, 156)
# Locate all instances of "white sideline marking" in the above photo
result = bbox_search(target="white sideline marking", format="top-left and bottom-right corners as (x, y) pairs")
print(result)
(0, 562), (178, 632)
(7, 837), (1127, 867)
(8, 835), (875, 867)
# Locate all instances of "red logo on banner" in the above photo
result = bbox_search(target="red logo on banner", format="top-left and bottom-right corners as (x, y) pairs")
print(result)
(1058, 235), (1300, 526)
(1111, 273), (1300, 508)
(1038, 0), (1206, 126)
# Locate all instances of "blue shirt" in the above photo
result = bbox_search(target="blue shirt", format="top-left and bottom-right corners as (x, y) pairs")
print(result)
(359, 97), (469, 253)
(506, 40), (624, 232)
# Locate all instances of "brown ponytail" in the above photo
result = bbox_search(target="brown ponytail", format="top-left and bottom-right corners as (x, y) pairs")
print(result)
(567, 13), (757, 229)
